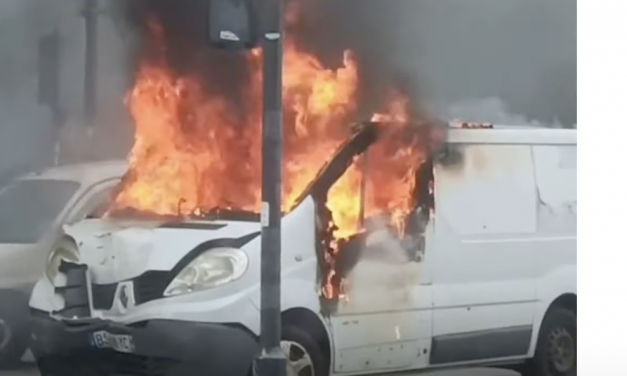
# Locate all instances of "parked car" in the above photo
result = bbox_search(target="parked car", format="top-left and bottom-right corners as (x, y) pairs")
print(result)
(0, 160), (126, 368)
(29, 124), (576, 376)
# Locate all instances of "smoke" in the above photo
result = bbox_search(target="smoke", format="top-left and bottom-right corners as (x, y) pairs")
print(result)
(0, 0), (134, 182)
(299, 0), (576, 127)
(443, 97), (563, 127)
(56, 0), (136, 164)
(117, 0), (574, 128)
(0, 0), (573, 182)
(0, 0), (575, 182)
(0, 0), (51, 180)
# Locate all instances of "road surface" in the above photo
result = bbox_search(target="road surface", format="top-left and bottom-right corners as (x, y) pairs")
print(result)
(2, 364), (518, 376)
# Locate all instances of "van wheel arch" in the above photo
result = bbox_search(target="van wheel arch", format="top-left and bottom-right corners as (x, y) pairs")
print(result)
(506, 294), (577, 376)
(282, 308), (331, 372)
(521, 306), (576, 376)
(547, 293), (576, 316)
(501, 293), (577, 375)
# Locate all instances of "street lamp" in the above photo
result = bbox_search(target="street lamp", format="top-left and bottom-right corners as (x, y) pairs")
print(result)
(207, 0), (287, 375)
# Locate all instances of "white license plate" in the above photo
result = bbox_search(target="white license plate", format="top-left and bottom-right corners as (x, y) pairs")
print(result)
(91, 331), (135, 353)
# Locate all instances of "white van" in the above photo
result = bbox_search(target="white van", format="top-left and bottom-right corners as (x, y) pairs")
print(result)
(28, 123), (576, 376)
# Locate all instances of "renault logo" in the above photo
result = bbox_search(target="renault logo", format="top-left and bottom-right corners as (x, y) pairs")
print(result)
(119, 285), (129, 308)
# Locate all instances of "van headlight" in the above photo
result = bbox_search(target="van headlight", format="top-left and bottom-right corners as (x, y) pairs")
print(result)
(164, 247), (248, 297)
(46, 241), (80, 282)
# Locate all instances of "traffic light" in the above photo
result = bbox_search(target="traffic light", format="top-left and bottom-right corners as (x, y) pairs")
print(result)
(207, 0), (259, 50)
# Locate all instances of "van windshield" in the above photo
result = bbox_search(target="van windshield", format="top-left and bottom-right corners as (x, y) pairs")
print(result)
(0, 179), (80, 244)
(105, 123), (379, 223)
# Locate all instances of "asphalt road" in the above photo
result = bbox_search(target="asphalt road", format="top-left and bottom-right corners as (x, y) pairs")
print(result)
(2, 364), (518, 376)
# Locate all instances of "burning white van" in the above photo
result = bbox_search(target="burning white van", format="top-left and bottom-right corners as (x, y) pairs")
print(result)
(28, 122), (576, 376)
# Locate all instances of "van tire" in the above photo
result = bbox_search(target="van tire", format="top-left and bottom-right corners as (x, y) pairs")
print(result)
(0, 290), (30, 370)
(281, 325), (328, 376)
(522, 308), (577, 376)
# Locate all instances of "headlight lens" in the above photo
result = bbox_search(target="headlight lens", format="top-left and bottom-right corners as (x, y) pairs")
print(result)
(164, 247), (248, 297)
(46, 242), (80, 282)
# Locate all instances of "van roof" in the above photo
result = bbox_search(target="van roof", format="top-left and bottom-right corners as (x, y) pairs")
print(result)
(447, 127), (576, 145)
(19, 160), (127, 186)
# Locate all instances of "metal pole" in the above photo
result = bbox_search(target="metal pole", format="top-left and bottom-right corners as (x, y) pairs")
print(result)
(254, 0), (287, 372)
(83, 0), (98, 130)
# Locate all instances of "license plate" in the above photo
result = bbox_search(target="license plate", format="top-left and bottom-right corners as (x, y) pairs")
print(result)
(91, 331), (135, 353)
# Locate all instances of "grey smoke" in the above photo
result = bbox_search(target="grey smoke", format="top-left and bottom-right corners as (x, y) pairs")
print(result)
(395, 0), (577, 127)
(443, 97), (571, 128)
(0, 0), (49, 179)
(316, 0), (576, 127)
(0, 0), (133, 181)
(401, 0), (576, 127)
(0, 0), (576, 181)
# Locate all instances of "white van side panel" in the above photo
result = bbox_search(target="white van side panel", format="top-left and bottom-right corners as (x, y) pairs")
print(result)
(526, 144), (577, 356)
(430, 144), (539, 365)
(434, 144), (538, 235)
(429, 141), (576, 365)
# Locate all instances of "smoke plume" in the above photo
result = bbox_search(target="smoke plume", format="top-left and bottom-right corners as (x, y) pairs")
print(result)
(302, 0), (576, 127)
(0, 0), (576, 182)
(0, 0), (134, 182)
(120, 0), (575, 127)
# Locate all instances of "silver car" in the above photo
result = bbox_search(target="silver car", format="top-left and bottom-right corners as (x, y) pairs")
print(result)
(0, 160), (126, 369)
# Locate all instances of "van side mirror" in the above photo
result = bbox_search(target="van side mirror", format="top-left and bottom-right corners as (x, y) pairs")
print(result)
(207, 0), (259, 50)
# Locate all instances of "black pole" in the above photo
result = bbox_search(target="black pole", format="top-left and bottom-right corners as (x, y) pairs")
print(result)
(83, 0), (98, 129)
(253, 0), (287, 373)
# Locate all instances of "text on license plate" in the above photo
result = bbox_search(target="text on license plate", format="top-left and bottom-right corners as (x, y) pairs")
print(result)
(91, 331), (135, 353)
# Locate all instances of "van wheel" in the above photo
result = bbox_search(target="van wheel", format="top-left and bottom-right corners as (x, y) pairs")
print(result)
(281, 326), (328, 376)
(523, 308), (577, 376)
(0, 290), (30, 370)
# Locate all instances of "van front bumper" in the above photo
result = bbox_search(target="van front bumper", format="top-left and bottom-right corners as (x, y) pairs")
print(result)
(30, 310), (259, 376)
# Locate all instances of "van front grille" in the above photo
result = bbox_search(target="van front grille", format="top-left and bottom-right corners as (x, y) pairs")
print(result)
(133, 271), (172, 304)
(74, 272), (173, 312)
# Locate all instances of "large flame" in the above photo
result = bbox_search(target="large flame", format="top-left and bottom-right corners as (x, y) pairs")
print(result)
(110, 12), (429, 300)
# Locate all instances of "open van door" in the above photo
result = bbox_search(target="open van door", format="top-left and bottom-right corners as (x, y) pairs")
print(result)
(323, 140), (435, 374)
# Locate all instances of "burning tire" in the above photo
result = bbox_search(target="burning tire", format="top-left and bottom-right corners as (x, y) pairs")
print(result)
(281, 326), (328, 376)
(0, 289), (30, 369)
(520, 308), (577, 376)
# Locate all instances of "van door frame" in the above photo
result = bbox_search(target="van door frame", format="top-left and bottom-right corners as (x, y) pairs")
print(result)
(327, 151), (435, 373)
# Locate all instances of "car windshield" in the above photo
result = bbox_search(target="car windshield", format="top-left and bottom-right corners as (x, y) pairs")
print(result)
(0, 179), (80, 244)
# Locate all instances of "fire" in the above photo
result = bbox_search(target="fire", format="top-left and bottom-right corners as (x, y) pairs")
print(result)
(111, 11), (430, 302)
(113, 18), (361, 217)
